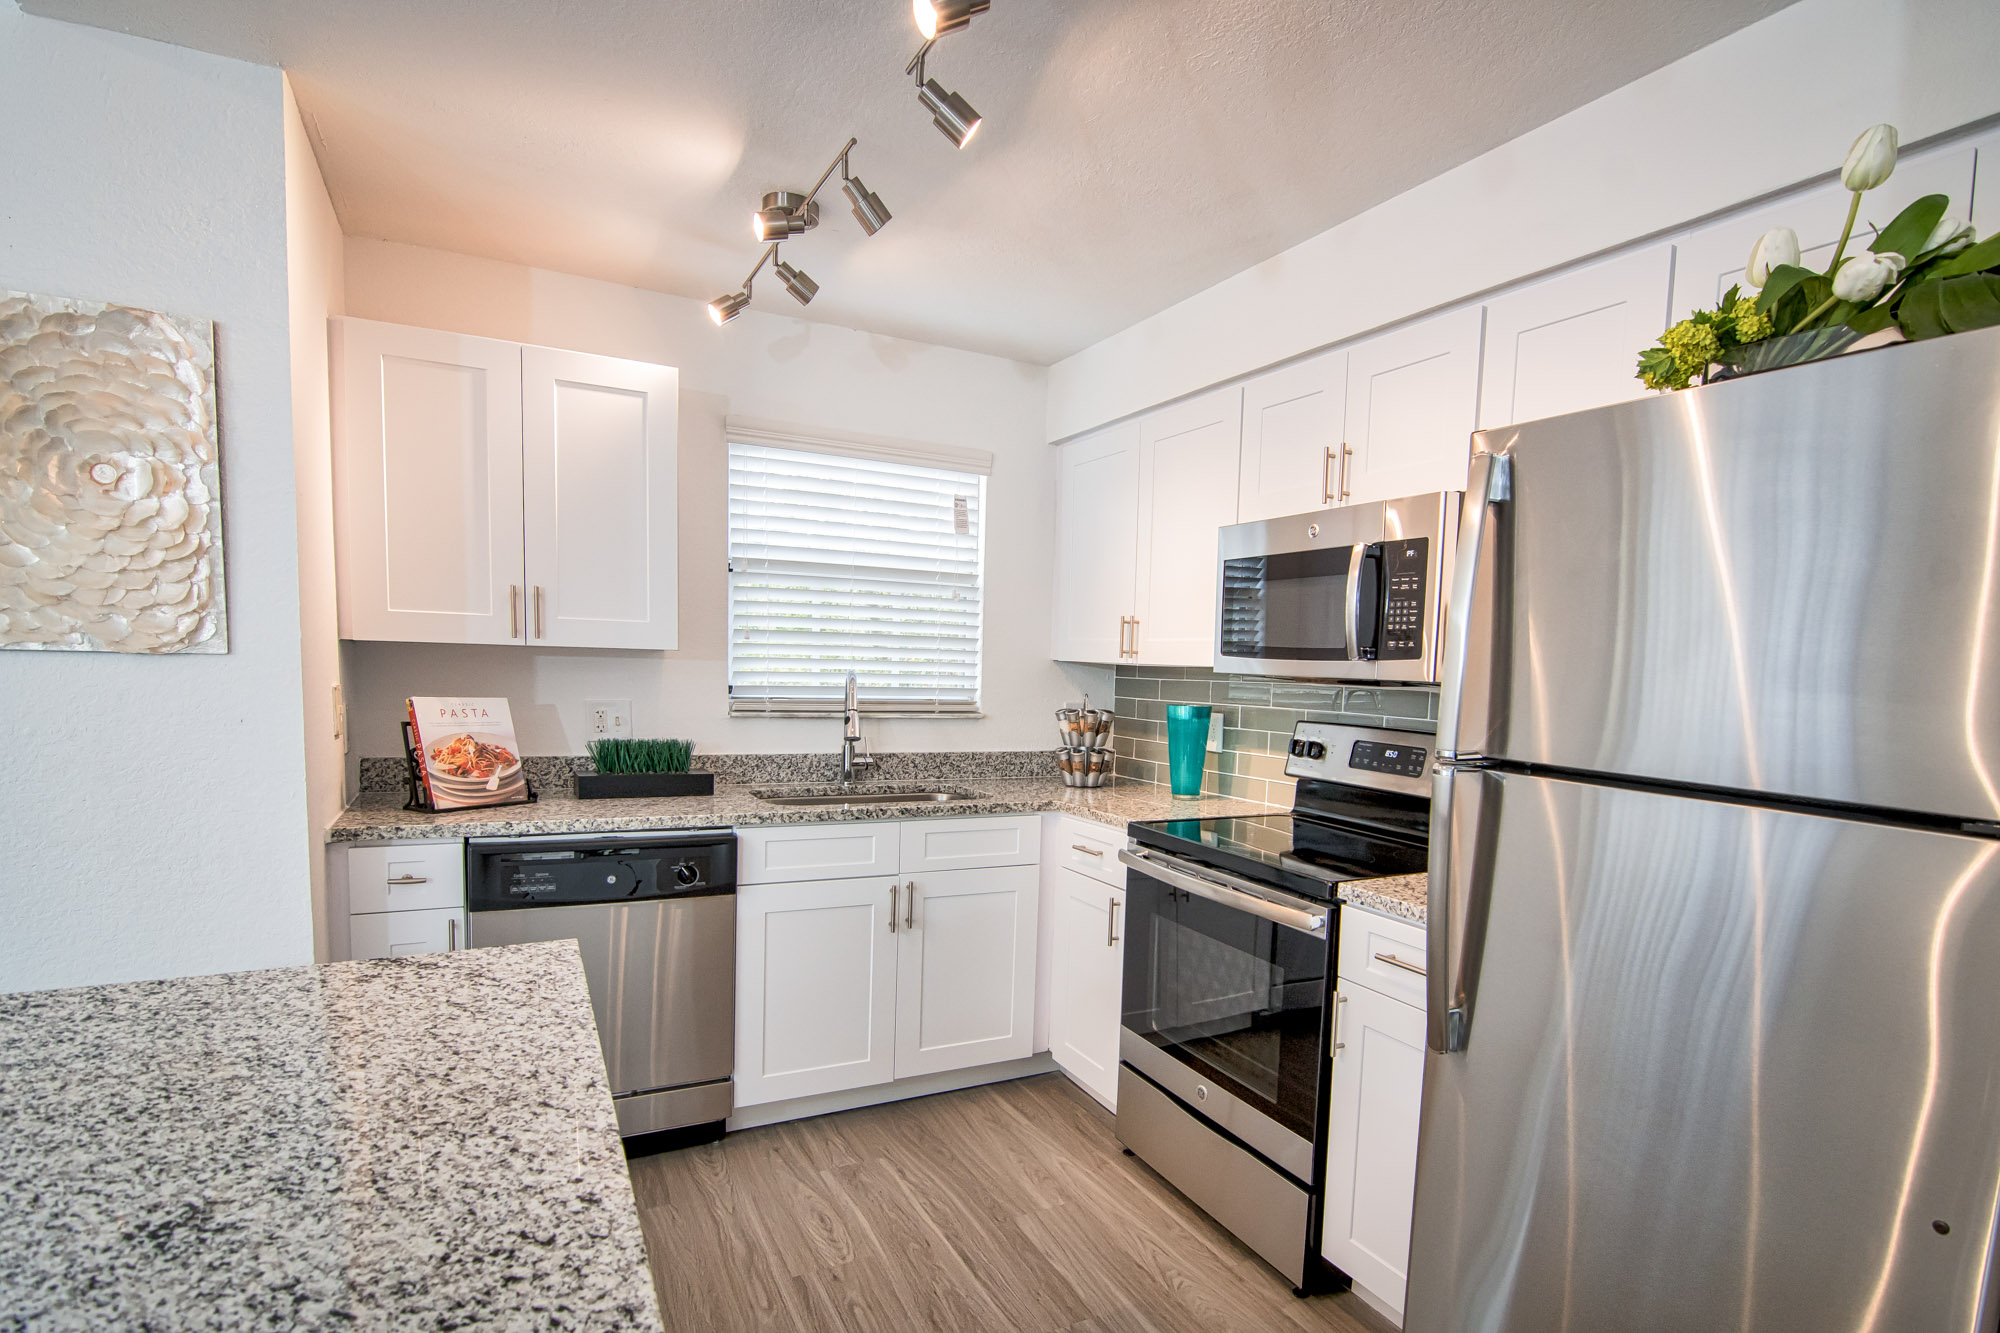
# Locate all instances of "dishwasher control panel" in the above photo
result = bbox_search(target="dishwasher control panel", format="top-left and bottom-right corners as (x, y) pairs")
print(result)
(466, 832), (736, 910)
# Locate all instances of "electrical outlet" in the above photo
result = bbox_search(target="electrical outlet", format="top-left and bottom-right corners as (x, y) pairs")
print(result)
(585, 699), (633, 739)
(1207, 710), (1224, 753)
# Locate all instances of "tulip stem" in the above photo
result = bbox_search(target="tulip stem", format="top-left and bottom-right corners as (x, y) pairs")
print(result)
(1827, 190), (1863, 278)
(1797, 295), (1840, 330)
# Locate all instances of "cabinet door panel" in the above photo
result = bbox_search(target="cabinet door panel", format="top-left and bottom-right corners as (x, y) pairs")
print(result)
(1671, 145), (1976, 324)
(1238, 350), (1346, 522)
(1343, 307), (1483, 503)
(1052, 422), (1141, 663)
(522, 346), (678, 649)
(1134, 387), (1242, 665)
(1048, 868), (1124, 1110)
(900, 815), (1040, 873)
(1322, 982), (1426, 1319)
(348, 907), (465, 959)
(1479, 245), (1674, 429)
(895, 865), (1038, 1079)
(735, 878), (900, 1107)
(332, 317), (524, 643)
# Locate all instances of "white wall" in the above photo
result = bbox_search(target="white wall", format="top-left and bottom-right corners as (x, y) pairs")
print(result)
(340, 238), (1109, 770)
(0, 7), (314, 990)
(1046, 0), (2000, 441)
(284, 76), (348, 962)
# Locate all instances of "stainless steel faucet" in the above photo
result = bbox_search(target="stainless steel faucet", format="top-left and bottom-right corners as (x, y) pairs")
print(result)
(841, 673), (878, 785)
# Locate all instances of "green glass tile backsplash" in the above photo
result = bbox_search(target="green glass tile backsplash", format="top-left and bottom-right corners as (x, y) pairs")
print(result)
(1110, 666), (1438, 806)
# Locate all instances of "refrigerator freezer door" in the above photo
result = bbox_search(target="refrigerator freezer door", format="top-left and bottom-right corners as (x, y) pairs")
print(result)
(1443, 324), (2000, 824)
(1408, 768), (2000, 1333)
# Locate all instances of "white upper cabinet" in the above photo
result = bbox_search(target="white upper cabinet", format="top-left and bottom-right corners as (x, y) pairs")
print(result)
(332, 318), (525, 644)
(1342, 306), (1484, 502)
(1133, 386), (1243, 665)
(1051, 421), (1141, 663)
(332, 316), (679, 650)
(1237, 349), (1347, 522)
(1671, 144), (1977, 324)
(1478, 244), (1675, 429)
(521, 346), (678, 650)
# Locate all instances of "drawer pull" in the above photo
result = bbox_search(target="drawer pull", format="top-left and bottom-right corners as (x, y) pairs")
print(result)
(386, 875), (430, 886)
(1374, 950), (1427, 976)
(1070, 844), (1105, 857)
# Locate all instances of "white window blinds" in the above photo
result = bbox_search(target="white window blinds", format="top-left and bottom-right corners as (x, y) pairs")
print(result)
(728, 441), (985, 715)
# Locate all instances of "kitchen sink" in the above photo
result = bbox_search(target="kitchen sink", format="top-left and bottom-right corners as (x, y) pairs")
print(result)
(751, 786), (976, 807)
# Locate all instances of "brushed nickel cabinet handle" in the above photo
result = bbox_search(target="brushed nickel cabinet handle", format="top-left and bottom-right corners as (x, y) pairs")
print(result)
(386, 875), (429, 886)
(1127, 617), (1139, 659)
(905, 880), (916, 930)
(1070, 844), (1104, 857)
(509, 585), (521, 638)
(448, 918), (458, 952)
(1375, 950), (1428, 977)
(1339, 443), (1353, 501)
(533, 585), (545, 639)
(1107, 898), (1121, 946)
(1332, 990), (1348, 1052)
(889, 883), (899, 934)
(1323, 445), (1335, 505)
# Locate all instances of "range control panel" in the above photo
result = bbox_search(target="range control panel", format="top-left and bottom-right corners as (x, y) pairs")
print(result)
(1283, 720), (1433, 796)
(1377, 538), (1430, 661)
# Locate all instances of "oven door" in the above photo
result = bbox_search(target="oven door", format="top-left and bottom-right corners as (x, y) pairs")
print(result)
(1118, 847), (1332, 1182)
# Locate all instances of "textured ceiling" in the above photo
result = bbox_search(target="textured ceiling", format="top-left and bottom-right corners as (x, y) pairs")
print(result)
(24, 0), (1795, 363)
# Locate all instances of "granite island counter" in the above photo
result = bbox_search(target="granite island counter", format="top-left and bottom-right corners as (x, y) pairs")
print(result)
(0, 940), (662, 1331)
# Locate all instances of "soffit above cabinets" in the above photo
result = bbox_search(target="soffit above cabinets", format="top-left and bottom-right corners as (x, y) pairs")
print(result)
(25, 0), (1791, 364)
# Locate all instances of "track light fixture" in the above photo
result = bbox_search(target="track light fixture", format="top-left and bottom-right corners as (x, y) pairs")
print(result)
(706, 286), (752, 326)
(842, 171), (892, 236)
(907, 41), (983, 150)
(752, 191), (819, 243)
(774, 259), (819, 305)
(913, 0), (988, 39)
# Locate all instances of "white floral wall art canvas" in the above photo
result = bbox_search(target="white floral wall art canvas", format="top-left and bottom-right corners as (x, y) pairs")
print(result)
(0, 291), (227, 653)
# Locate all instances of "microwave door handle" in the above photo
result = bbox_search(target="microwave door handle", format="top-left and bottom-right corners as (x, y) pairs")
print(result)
(1343, 544), (1366, 661)
(1437, 450), (1511, 761)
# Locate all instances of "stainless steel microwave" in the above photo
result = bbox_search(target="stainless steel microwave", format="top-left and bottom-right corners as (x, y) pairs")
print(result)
(1213, 491), (1459, 683)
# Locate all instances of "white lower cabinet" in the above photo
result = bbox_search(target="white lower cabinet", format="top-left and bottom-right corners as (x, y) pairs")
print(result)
(734, 876), (902, 1106)
(1323, 914), (1429, 1324)
(894, 865), (1039, 1079)
(1046, 866), (1125, 1109)
(349, 906), (467, 959)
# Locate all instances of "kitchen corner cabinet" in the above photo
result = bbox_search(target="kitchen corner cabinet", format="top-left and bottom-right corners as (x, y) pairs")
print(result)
(1478, 244), (1675, 429)
(1341, 306), (1484, 501)
(331, 316), (678, 649)
(1236, 349), (1347, 523)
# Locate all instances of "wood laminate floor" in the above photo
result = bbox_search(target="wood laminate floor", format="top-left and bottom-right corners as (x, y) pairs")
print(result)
(627, 1072), (1398, 1333)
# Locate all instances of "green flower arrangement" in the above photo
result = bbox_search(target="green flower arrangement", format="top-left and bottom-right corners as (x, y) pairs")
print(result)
(1638, 123), (2000, 391)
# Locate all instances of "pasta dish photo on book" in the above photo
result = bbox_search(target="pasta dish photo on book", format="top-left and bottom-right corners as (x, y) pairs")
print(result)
(405, 697), (528, 809)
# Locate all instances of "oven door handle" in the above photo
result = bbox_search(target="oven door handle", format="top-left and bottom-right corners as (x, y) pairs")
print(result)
(1118, 847), (1330, 939)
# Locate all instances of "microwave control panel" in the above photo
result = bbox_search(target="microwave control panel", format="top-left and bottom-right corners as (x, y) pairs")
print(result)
(1379, 538), (1429, 660)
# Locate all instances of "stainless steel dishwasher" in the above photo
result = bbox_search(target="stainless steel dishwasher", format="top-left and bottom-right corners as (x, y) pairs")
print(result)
(465, 829), (736, 1140)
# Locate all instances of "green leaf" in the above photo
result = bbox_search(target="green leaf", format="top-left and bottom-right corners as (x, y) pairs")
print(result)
(1873, 194), (1950, 261)
(1846, 303), (1898, 335)
(1756, 264), (1819, 315)
(1935, 233), (2000, 279)
(1897, 281), (1951, 340)
(1939, 274), (2000, 334)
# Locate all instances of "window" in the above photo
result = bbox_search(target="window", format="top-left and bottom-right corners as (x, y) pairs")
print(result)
(727, 435), (987, 715)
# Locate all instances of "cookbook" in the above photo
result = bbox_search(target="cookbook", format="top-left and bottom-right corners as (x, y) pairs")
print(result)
(405, 696), (528, 809)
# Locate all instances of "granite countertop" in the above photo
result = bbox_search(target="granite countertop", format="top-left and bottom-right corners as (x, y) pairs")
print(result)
(0, 941), (663, 1331)
(1339, 872), (1428, 925)
(329, 776), (1283, 844)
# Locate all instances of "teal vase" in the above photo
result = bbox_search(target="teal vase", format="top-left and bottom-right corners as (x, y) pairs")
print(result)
(1165, 704), (1212, 797)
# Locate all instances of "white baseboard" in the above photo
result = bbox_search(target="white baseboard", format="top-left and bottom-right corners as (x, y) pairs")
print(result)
(726, 1054), (1059, 1131)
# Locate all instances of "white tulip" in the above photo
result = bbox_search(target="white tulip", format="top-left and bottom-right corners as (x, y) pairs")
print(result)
(1922, 216), (1976, 255)
(1831, 249), (1907, 303)
(1745, 227), (1802, 287)
(1841, 124), (1899, 192)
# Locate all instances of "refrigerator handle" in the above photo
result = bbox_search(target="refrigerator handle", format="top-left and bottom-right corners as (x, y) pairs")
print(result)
(1436, 449), (1510, 761)
(1428, 765), (1497, 1054)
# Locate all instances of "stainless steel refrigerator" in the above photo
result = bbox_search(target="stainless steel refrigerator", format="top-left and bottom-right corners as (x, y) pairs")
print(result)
(1411, 325), (2000, 1333)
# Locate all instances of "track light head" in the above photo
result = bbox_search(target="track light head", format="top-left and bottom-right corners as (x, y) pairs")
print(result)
(918, 79), (982, 149)
(752, 191), (820, 243)
(842, 175), (893, 235)
(707, 289), (751, 325)
(914, 0), (988, 39)
(773, 260), (819, 306)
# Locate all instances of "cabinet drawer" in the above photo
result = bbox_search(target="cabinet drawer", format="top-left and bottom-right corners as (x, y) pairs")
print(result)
(344, 841), (465, 914)
(737, 822), (900, 884)
(349, 906), (466, 959)
(900, 816), (1041, 873)
(1053, 818), (1125, 889)
(1336, 907), (1429, 1009)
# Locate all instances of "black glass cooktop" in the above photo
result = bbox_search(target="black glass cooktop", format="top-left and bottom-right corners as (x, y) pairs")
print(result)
(1130, 784), (1429, 901)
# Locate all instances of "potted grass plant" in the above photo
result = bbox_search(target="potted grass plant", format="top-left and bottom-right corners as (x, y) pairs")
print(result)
(576, 737), (716, 799)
